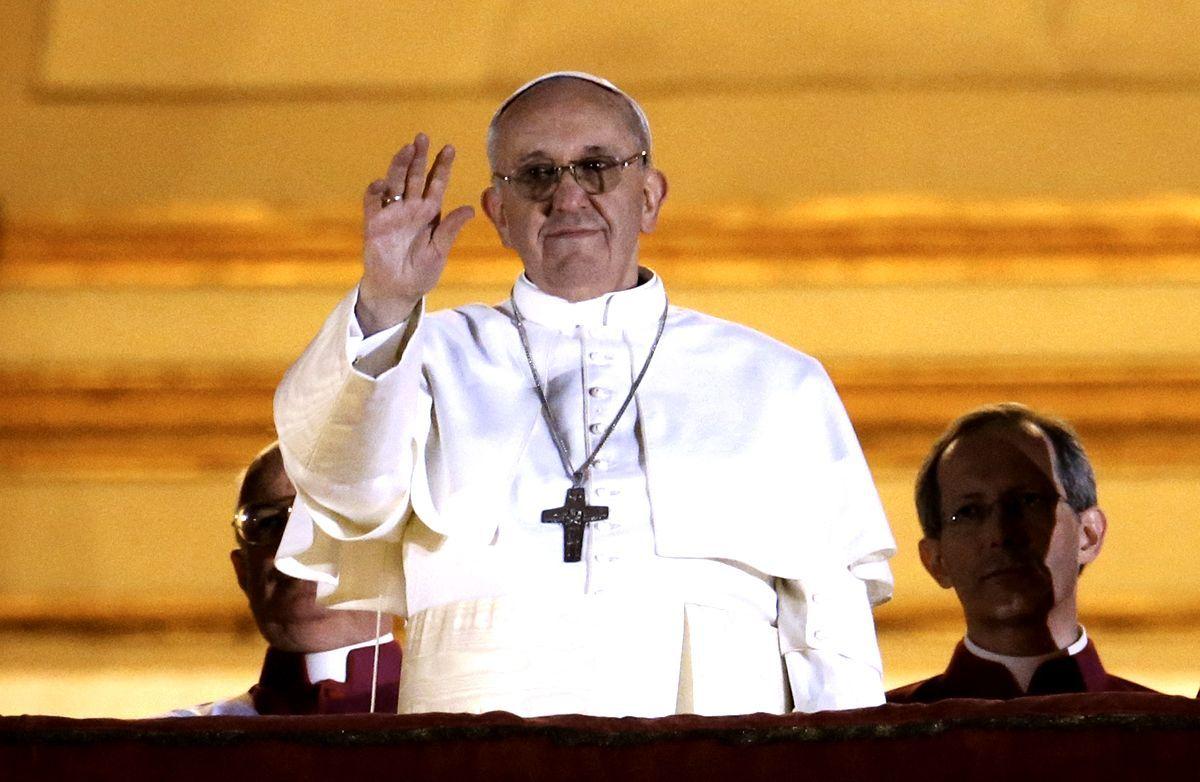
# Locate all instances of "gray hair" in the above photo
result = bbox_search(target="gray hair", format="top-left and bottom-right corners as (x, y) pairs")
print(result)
(486, 71), (652, 170)
(914, 402), (1098, 539)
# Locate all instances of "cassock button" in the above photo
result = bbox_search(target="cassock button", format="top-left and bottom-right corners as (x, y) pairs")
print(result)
(588, 423), (603, 434)
(588, 387), (611, 399)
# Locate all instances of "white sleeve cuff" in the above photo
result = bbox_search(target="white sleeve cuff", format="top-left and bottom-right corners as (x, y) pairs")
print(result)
(784, 649), (885, 712)
(776, 570), (884, 669)
(346, 294), (424, 378)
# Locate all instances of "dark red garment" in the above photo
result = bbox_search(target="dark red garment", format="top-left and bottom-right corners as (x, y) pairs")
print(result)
(249, 641), (401, 715)
(887, 639), (1154, 703)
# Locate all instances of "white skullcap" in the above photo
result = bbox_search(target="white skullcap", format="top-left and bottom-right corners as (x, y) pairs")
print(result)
(490, 71), (652, 149)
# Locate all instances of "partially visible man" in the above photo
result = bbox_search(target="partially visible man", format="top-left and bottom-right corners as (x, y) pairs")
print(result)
(170, 443), (400, 716)
(888, 403), (1154, 703)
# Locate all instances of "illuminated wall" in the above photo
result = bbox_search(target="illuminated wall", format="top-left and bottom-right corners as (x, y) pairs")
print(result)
(3, 1), (1200, 710)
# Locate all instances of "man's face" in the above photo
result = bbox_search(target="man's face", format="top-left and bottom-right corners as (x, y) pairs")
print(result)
(918, 423), (1103, 632)
(482, 79), (666, 302)
(232, 450), (385, 653)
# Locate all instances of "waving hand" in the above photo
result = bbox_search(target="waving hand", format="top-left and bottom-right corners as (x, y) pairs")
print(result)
(356, 133), (475, 335)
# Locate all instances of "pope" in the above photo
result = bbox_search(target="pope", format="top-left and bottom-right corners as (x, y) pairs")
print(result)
(274, 71), (896, 717)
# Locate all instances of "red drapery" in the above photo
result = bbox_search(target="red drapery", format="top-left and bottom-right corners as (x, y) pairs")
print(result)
(3, 693), (1195, 781)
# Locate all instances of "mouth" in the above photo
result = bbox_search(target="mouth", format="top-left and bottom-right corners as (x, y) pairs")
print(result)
(543, 227), (602, 239)
(980, 563), (1037, 581)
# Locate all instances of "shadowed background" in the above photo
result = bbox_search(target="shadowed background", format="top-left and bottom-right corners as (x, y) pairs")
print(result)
(3, 0), (1200, 715)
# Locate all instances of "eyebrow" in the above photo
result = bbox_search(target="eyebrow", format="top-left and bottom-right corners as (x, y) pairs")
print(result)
(514, 145), (618, 165)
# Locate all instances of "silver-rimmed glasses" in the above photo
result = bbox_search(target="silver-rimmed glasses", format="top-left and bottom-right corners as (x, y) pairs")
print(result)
(494, 150), (648, 201)
(232, 500), (293, 547)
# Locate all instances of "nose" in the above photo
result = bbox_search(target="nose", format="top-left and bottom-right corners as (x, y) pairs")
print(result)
(990, 505), (1032, 549)
(548, 167), (591, 211)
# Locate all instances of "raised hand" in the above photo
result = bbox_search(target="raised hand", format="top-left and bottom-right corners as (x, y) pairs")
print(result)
(356, 133), (475, 336)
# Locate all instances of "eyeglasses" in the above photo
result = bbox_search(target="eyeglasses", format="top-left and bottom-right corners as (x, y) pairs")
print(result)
(493, 150), (648, 201)
(946, 491), (1064, 527)
(232, 500), (293, 547)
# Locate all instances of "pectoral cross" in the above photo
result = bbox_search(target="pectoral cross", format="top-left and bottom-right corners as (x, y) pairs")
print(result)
(542, 487), (608, 562)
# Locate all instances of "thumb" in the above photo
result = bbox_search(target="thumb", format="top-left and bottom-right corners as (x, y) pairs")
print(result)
(430, 205), (475, 255)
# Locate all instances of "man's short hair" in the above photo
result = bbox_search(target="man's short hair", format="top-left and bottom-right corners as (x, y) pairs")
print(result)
(485, 71), (652, 169)
(914, 402), (1098, 539)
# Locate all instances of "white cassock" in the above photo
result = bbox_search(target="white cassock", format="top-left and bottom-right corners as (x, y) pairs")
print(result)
(274, 269), (895, 717)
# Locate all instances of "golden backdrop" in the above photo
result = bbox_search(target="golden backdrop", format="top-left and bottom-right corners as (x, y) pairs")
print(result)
(3, 1), (1200, 714)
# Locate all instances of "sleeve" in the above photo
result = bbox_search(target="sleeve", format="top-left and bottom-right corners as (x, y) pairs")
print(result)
(776, 364), (895, 712)
(777, 573), (886, 711)
(350, 307), (419, 378)
(159, 692), (258, 717)
(271, 287), (428, 612)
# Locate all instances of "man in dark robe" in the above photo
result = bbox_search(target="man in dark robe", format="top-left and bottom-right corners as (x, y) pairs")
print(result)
(888, 404), (1154, 703)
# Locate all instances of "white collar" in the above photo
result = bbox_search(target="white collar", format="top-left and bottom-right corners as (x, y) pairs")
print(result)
(303, 633), (395, 685)
(964, 626), (1089, 692)
(509, 268), (666, 334)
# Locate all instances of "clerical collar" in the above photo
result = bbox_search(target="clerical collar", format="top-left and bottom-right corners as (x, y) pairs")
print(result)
(510, 268), (666, 333)
(300, 633), (395, 684)
(963, 626), (1089, 692)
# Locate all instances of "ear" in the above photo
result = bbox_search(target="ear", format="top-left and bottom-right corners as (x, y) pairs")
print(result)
(481, 186), (512, 248)
(639, 169), (668, 233)
(918, 537), (954, 589)
(230, 548), (249, 594)
(1077, 506), (1107, 567)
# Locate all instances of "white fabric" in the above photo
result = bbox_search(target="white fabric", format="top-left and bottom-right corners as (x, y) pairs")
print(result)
(398, 595), (787, 717)
(164, 635), (394, 717)
(274, 269), (895, 715)
(964, 626), (1089, 692)
(304, 633), (394, 684)
(167, 692), (258, 718)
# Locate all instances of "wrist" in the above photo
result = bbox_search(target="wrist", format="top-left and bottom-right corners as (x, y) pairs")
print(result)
(355, 291), (419, 337)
